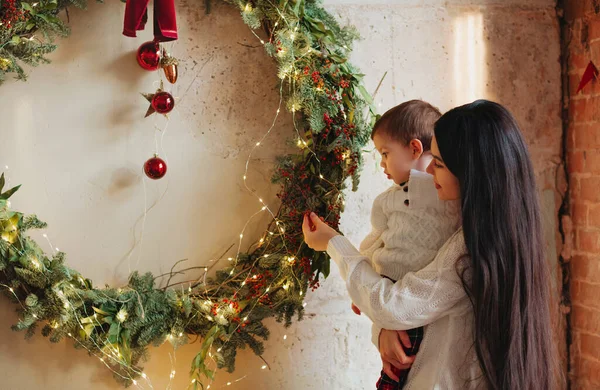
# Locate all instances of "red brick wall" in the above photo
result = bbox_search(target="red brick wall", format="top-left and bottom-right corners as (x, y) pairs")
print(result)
(564, 1), (600, 388)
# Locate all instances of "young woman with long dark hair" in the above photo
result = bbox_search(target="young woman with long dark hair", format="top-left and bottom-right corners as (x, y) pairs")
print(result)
(303, 100), (560, 389)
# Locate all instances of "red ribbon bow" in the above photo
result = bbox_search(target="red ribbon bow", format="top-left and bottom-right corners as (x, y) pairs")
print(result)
(123, 0), (178, 42)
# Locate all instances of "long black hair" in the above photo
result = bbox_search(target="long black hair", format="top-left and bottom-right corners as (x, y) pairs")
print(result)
(434, 100), (559, 389)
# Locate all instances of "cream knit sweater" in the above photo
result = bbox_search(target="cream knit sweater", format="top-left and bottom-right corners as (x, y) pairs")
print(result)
(327, 171), (486, 388)
(359, 169), (461, 281)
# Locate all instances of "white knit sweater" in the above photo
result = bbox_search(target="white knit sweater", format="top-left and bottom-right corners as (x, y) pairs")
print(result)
(327, 230), (487, 389)
(359, 169), (461, 281)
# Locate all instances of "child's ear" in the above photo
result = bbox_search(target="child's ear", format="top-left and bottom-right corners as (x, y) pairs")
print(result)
(409, 139), (424, 160)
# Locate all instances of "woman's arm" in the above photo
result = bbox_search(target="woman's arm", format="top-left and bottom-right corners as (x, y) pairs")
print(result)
(302, 213), (467, 330)
(327, 231), (467, 330)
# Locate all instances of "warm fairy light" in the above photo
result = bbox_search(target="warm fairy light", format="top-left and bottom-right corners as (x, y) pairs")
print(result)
(243, 3), (252, 12)
(228, 257), (233, 261)
(261, 365), (267, 369)
(263, 254), (269, 258)
(116, 308), (128, 323)
(141, 373), (147, 379)
(283, 335), (287, 340)
(179, 332), (183, 337)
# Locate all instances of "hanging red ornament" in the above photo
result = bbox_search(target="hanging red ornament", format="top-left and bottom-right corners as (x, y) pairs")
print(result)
(576, 61), (599, 94)
(141, 80), (175, 117)
(151, 91), (175, 113)
(136, 41), (161, 71)
(144, 154), (167, 179)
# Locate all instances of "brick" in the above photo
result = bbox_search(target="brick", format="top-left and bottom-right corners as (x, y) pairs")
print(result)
(578, 228), (600, 252)
(571, 255), (600, 283)
(580, 333), (600, 360)
(578, 96), (600, 122)
(584, 150), (600, 173)
(570, 53), (590, 72)
(572, 202), (589, 224)
(570, 99), (588, 124)
(589, 204), (600, 228)
(580, 177), (600, 203)
(571, 280), (600, 310)
(572, 123), (600, 149)
(568, 150), (587, 174)
(580, 356), (600, 385)
(572, 305), (600, 335)
(590, 18), (600, 41)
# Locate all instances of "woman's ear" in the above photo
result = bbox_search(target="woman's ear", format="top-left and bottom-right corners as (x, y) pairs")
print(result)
(409, 139), (424, 160)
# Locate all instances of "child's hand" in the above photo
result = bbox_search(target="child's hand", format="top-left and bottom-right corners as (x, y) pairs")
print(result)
(302, 212), (340, 251)
(351, 303), (361, 315)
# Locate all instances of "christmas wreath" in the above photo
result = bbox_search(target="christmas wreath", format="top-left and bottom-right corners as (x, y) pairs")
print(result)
(0, 0), (375, 387)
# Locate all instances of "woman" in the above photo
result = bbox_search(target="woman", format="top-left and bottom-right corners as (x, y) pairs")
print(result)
(303, 100), (559, 389)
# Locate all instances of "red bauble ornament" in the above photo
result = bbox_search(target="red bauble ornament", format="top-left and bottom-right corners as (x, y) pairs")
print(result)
(144, 155), (167, 180)
(136, 41), (161, 71)
(151, 91), (175, 114)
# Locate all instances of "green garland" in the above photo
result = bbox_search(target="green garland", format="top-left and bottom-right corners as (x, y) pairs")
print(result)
(0, 0), (375, 387)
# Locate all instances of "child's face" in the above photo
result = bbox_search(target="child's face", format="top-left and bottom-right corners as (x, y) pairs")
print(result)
(373, 132), (419, 185)
(426, 136), (461, 200)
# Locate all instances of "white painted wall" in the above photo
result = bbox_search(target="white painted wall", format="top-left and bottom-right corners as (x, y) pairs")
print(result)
(0, 0), (561, 389)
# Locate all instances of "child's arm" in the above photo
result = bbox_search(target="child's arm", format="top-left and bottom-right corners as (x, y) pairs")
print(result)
(327, 230), (467, 330)
(359, 191), (387, 258)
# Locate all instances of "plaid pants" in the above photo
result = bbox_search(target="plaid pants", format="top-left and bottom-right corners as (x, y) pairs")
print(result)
(375, 324), (424, 390)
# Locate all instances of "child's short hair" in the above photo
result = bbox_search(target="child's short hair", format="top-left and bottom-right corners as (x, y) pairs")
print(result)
(371, 100), (442, 152)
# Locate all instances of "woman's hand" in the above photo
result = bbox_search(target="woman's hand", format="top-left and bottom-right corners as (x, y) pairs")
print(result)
(378, 329), (416, 381)
(302, 212), (340, 251)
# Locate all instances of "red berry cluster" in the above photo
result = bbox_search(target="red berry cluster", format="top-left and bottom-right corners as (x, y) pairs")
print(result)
(1, 0), (25, 29)
(245, 271), (273, 299)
